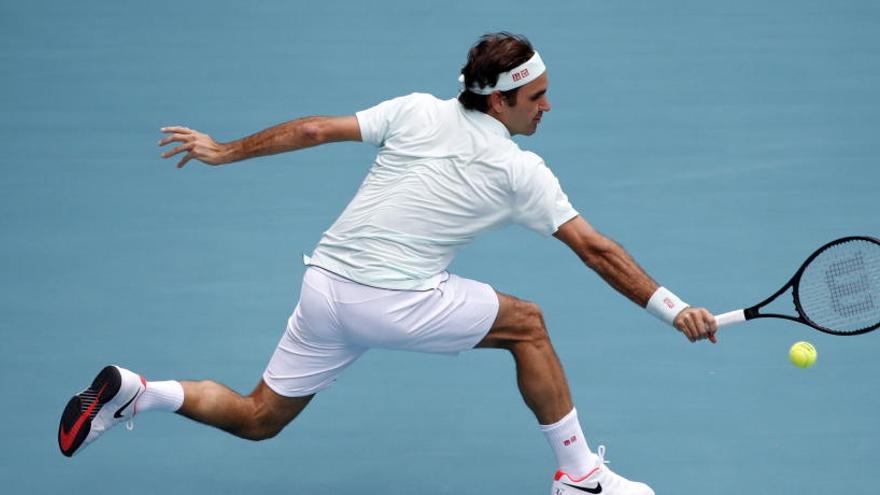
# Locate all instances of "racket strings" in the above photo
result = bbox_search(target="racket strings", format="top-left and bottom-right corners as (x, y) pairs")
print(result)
(797, 239), (880, 334)
(825, 251), (874, 317)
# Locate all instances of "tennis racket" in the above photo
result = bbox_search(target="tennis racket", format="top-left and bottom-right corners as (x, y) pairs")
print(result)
(714, 236), (880, 335)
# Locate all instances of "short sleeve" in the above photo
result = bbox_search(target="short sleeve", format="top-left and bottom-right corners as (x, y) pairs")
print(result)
(510, 155), (579, 236)
(355, 93), (424, 147)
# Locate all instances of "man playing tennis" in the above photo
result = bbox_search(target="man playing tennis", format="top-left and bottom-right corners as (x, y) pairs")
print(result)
(59, 32), (717, 495)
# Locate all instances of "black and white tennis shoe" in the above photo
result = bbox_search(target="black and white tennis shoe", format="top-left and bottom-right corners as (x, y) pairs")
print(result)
(552, 445), (654, 495)
(58, 365), (146, 457)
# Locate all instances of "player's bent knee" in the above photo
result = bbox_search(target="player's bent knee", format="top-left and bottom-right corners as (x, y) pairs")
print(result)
(235, 393), (300, 441)
(498, 300), (549, 349)
(519, 301), (549, 342)
(237, 414), (286, 441)
(240, 425), (283, 442)
(481, 295), (552, 350)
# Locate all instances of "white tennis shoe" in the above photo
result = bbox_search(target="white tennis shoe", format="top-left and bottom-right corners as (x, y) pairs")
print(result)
(552, 445), (654, 495)
(58, 365), (146, 457)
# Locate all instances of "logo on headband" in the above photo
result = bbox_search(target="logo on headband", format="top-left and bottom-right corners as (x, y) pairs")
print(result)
(511, 68), (530, 82)
(462, 52), (544, 94)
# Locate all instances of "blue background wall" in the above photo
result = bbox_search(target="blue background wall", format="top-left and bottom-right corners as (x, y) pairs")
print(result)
(2, 1), (878, 493)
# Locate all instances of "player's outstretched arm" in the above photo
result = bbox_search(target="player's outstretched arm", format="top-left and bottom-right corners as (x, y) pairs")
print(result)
(554, 216), (657, 305)
(554, 215), (717, 342)
(158, 116), (361, 168)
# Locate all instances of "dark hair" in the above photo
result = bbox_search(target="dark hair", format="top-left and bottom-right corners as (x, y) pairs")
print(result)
(458, 32), (535, 112)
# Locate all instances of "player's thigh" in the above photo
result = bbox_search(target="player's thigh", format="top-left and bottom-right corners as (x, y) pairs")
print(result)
(263, 267), (367, 397)
(476, 291), (544, 348)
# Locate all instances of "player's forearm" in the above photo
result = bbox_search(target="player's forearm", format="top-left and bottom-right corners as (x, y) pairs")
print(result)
(222, 116), (330, 163)
(579, 237), (659, 307)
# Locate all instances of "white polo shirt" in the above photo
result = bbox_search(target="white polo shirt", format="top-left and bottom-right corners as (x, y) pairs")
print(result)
(308, 93), (579, 290)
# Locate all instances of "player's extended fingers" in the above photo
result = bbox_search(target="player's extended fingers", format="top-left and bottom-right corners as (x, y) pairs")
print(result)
(161, 142), (194, 159)
(177, 153), (194, 169)
(158, 133), (194, 147)
(160, 125), (192, 134)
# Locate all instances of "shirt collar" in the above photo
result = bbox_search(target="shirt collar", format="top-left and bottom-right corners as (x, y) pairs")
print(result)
(464, 106), (511, 139)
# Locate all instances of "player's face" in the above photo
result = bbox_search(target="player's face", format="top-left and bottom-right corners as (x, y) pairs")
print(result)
(500, 73), (551, 136)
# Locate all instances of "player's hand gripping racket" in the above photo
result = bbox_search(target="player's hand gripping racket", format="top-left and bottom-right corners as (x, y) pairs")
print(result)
(714, 236), (880, 335)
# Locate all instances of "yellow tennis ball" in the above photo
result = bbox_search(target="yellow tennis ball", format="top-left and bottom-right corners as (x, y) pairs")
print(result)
(789, 341), (817, 368)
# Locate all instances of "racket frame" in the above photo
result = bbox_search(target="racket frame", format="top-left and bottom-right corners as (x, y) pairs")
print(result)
(720, 235), (880, 336)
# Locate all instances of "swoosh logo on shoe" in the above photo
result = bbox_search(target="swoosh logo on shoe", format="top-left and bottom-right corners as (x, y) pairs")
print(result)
(113, 387), (143, 418)
(59, 383), (109, 453)
(563, 482), (602, 494)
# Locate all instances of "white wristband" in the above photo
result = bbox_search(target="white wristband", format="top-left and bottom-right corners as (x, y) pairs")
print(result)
(646, 287), (689, 326)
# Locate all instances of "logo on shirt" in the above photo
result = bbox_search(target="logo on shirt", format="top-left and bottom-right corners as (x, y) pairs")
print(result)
(512, 68), (530, 82)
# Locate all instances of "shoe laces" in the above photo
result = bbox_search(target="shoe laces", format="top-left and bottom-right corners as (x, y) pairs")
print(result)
(126, 403), (140, 431)
(596, 445), (611, 466)
(125, 393), (142, 431)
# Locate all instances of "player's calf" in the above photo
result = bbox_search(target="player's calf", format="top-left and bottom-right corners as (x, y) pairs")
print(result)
(176, 379), (313, 441)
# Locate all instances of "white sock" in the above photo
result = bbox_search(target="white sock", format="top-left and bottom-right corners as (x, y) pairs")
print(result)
(137, 380), (184, 413)
(540, 408), (598, 477)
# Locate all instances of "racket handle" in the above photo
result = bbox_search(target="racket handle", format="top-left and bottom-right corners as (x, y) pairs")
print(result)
(715, 309), (746, 328)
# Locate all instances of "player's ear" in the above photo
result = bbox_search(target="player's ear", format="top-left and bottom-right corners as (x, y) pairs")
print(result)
(488, 91), (506, 113)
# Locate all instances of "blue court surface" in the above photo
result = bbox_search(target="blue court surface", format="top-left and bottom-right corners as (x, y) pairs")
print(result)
(2, 1), (878, 494)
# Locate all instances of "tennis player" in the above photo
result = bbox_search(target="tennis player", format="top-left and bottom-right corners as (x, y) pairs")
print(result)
(58, 32), (717, 495)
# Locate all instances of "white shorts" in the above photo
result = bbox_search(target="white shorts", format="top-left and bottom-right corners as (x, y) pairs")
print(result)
(262, 267), (499, 397)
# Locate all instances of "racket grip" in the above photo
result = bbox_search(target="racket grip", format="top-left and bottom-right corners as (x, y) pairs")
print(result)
(715, 309), (746, 328)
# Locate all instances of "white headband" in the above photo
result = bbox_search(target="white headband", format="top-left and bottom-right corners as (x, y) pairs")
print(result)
(459, 51), (546, 95)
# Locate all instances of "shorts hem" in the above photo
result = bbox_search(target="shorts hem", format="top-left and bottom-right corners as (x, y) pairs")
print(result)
(464, 285), (500, 351)
(261, 371), (332, 398)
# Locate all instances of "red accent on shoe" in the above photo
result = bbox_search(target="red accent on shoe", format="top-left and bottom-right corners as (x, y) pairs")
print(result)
(58, 382), (109, 453)
(133, 375), (147, 416)
(559, 466), (601, 484)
